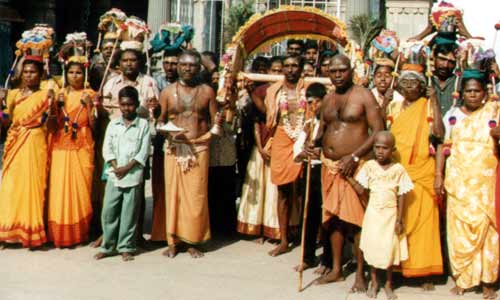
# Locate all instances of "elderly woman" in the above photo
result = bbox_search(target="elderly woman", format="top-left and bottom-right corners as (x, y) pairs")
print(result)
(435, 70), (499, 300)
(386, 64), (444, 290)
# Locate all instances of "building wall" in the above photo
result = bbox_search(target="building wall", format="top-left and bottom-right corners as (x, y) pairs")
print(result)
(385, 0), (431, 41)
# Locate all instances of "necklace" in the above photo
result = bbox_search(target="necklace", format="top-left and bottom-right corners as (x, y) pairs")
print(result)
(278, 87), (307, 140)
(175, 82), (199, 117)
(59, 88), (87, 139)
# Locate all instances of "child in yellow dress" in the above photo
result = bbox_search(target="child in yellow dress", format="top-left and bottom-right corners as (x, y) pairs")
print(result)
(348, 131), (413, 300)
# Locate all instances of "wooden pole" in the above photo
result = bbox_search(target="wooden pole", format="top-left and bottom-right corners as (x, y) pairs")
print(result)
(298, 155), (312, 292)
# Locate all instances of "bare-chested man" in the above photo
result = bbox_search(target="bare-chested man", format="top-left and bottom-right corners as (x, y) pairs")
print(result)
(310, 54), (384, 291)
(158, 50), (220, 258)
(252, 55), (306, 256)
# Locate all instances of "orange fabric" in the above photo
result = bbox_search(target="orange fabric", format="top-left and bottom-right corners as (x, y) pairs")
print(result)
(48, 89), (95, 247)
(321, 157), (364, 227)
(0, 90), (49, 247)
(401, 64), (425, 73)
(270, 126), (303, 185)
(151, 148), (166, 241)
(390, 97), (443, 277)
(264, 79), (305, 130)
(165, 136), (211, 245)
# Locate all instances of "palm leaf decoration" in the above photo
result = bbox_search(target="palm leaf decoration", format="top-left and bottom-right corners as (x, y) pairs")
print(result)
(224, 1), (254, 45)
(348, 14), (384, 56)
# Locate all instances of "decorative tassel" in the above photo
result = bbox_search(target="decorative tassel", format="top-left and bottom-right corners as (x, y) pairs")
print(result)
(71, 122), (78, 139)
(94, 32), (102, 54)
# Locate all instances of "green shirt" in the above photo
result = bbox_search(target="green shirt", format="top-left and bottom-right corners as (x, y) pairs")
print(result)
(103, 116), (151, 188)
(432, 75), (460, 115)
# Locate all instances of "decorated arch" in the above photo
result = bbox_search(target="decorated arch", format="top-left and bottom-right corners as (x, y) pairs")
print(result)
(222, 6), (348, 74)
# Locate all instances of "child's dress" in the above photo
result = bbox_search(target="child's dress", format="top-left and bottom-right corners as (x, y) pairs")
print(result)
(356, 160), (414, 269)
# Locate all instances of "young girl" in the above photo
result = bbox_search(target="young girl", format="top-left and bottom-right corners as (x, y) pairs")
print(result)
(348, 131), (413, 300)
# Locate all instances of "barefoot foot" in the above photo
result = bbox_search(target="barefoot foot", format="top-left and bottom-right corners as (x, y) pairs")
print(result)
(421, 282), (435, 291)
(350, 275), (367, 293)
(90, 236), (103, 248)
(384, 282), (397, 300)
(367, 281), (379, 299)
(93, 252), (110, 260)
(315, 269), (345, 285)
(121, 252), (134, 262)
(294, 261), (312, 272)
(313, 265), (331, 276)
(162, 245), (177, 258)
(450, 285), (465, 296)
(253, 237), (265, 244)
(268, 243), (289, 257)
(483, 283), (497, 300)
(187, 247), (204, 258)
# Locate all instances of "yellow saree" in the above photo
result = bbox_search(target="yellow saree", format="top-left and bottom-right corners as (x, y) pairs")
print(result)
(390, 97), (443, 277)
(48, 89), (95, 247)
(444, 102), (498, 289)
(0, 89), (50, 247)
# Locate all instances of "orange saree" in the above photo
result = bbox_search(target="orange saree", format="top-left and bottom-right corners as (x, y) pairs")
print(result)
(0, 89), (50, 247)
(47, 89), (95, 247)
(390, 97), (443, 277)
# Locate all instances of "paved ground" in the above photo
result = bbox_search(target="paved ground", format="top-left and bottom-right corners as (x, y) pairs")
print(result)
(0, 144), (489, 299)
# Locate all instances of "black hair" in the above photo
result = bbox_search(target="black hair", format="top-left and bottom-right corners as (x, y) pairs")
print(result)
(22, 59), (44, 76)
(434, 43), (458, 57)
(270, 56), (283, 66)
(304, 40), (318, 51)
(306, 83), (327, 99)
(251, 56), (270, 72)
(287, 39), (304, 48)
(118, 86), (140, 106)
(373, 64), (394, 73)
(460, 76), (488, 93)
(283, 55), (304, 70)
(64, 61), (85, 86)
(201, 51), (219, 67)
(114, 48), (146, 69)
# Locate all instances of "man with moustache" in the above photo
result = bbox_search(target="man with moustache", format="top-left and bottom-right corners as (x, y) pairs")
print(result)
(430, 39), (460, 114)
(154, 49), (180, 92)
(311, 54), (383, 291)
(93, 46), (158, 248)
(253, 55), (307, 256)
(158, 50), (220, 258)
(150, 49), (180, 242)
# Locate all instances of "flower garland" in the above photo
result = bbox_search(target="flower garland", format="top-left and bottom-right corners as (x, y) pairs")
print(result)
(57, 88), (88, 139)
(278, 88), (307, 140)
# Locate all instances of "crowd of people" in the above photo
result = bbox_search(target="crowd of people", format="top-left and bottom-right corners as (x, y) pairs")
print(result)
(0, 5), (500, 300)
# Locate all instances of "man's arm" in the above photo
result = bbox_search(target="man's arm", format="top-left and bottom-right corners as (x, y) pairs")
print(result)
(102, 123), (116, 164)
(353, 89), (384, 158)
(158, 88), (169, 124)
(251, 89), (267, 115)
(206, 85), (218, 125)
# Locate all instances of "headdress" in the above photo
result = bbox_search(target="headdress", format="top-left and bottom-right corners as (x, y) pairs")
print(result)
(5, 24), (54, 89)
(119, 16), (152, 73)
(457, 37), (497, 99)
(95, 8), (127, 53)
(150, 23), (194, 58)
(368, 29), (399, 85)
(57, 32), (92, 88)
(430, 1), (463, 34)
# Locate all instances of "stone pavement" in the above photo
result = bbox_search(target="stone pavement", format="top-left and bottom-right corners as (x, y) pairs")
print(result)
(0, 145), (489, 300)
(0, 234), (486, 300)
